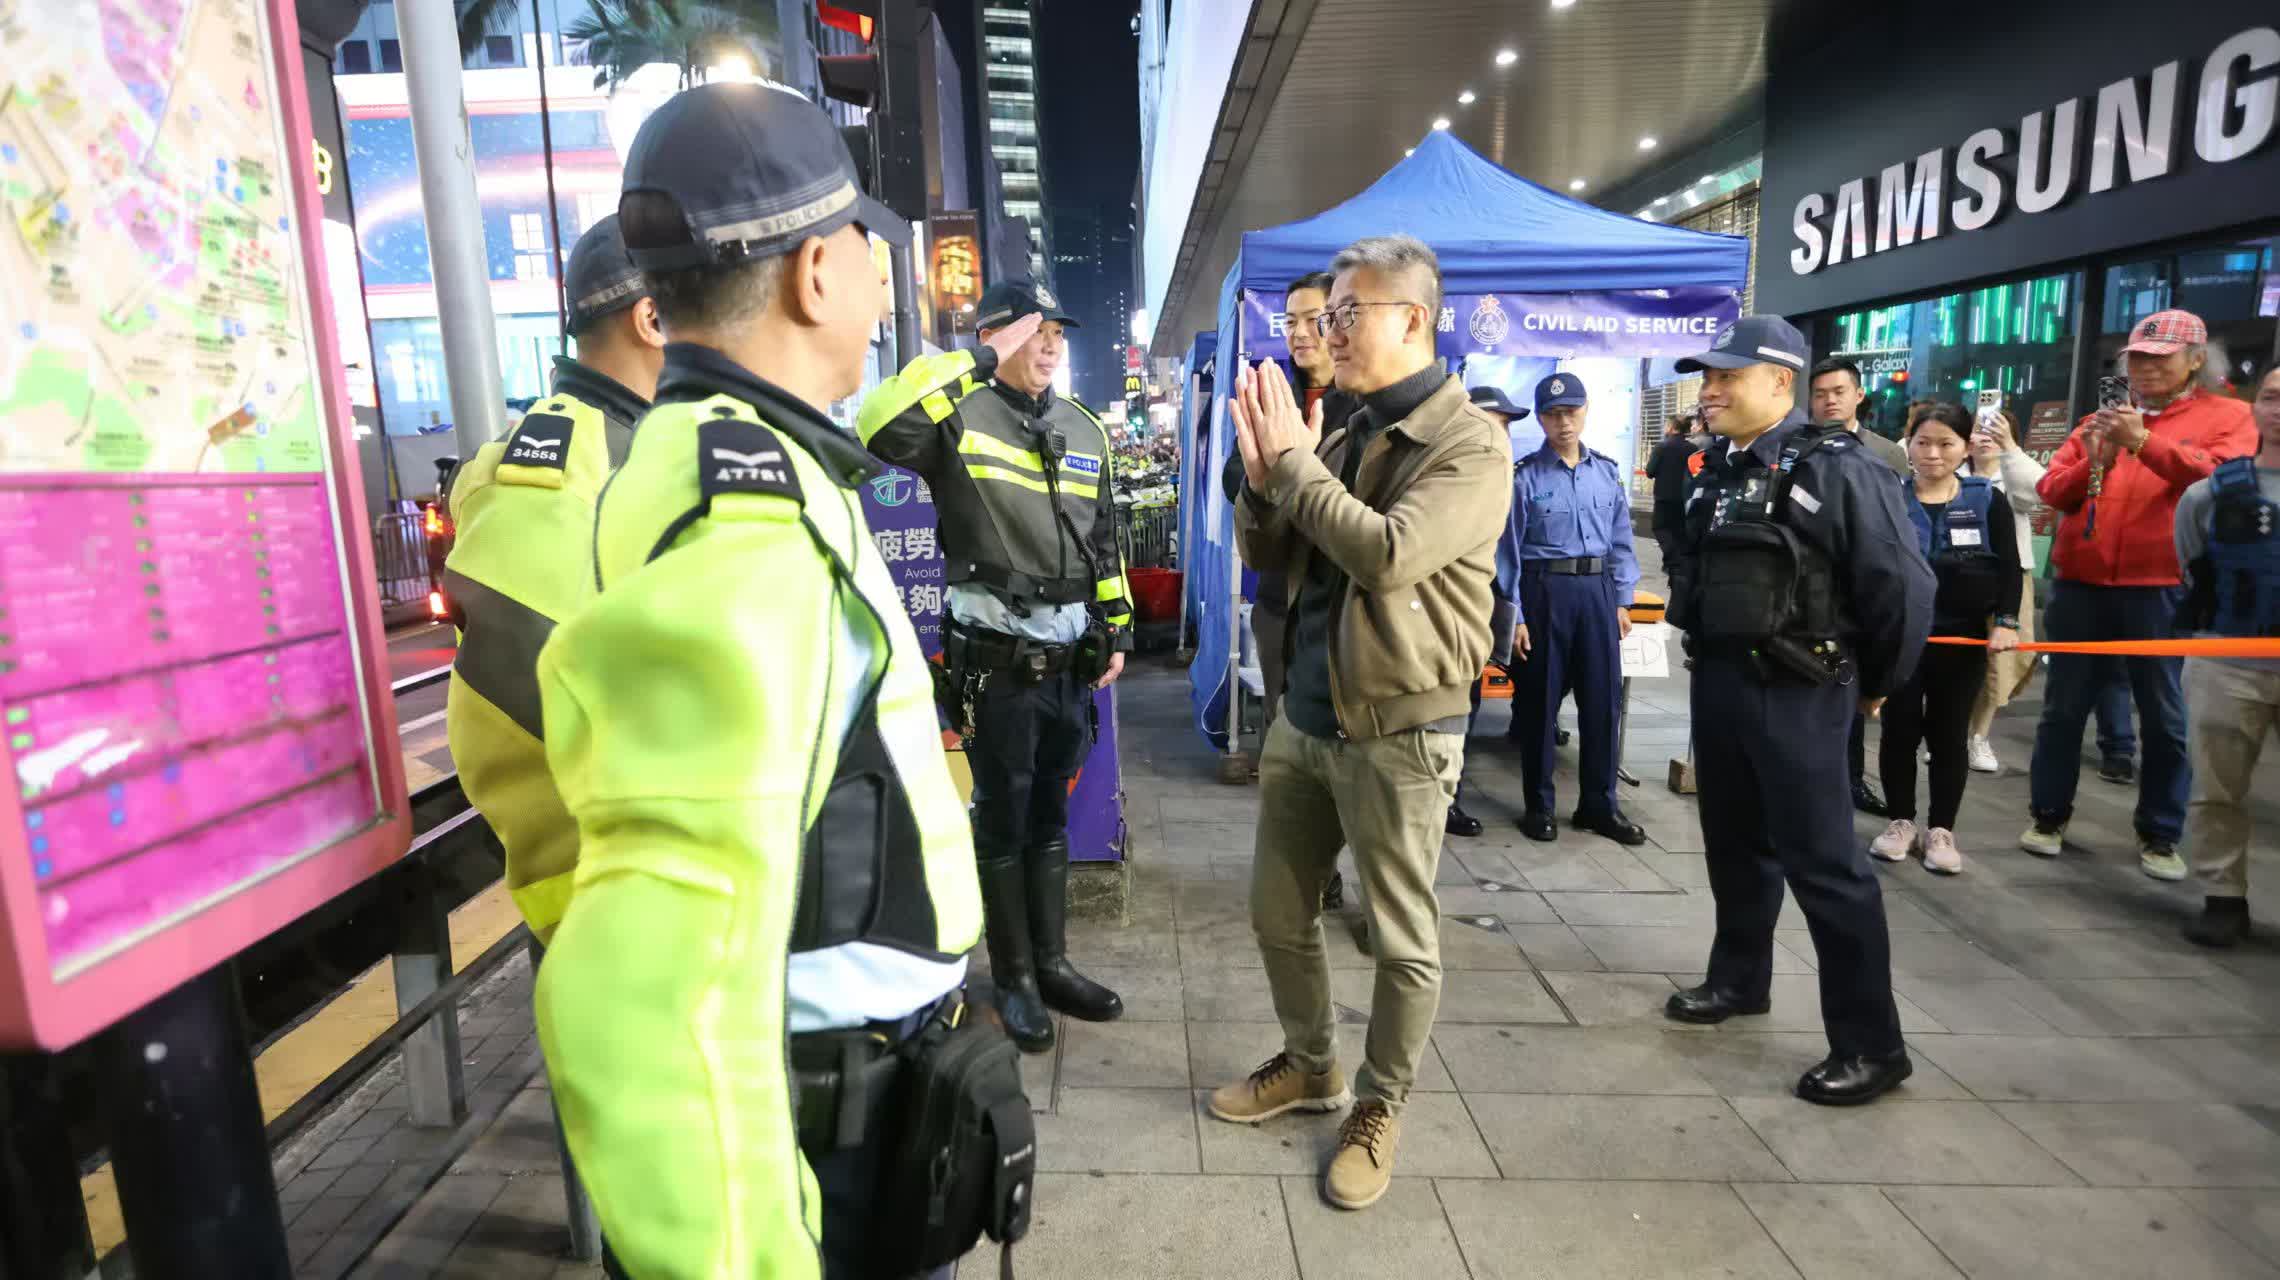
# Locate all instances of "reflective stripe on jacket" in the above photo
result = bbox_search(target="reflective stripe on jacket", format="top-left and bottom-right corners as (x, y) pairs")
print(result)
(857, 346), (1134, 637)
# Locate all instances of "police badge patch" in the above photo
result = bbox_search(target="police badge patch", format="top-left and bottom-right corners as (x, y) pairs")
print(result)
(1469, 296), (1510, 347)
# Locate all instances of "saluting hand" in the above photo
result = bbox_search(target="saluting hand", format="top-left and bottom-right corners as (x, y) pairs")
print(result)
(982, 311), (1044, 363)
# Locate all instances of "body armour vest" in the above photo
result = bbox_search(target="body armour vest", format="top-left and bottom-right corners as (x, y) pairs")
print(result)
(1905, 474), (2006, 624)
(933, 385), (1113, 606)
(1680, 427), (1846, 647)
(2208, 457), (2280, 638)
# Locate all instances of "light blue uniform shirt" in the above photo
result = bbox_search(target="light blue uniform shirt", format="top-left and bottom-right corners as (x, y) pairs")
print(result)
(1495, 445), (1641, 623)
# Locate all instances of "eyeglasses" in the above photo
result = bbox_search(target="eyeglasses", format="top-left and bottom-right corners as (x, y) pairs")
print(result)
(1312, 301), (1424, 336)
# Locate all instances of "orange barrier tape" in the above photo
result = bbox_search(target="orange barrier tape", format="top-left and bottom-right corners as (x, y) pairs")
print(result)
(1926, 635), (2280, 658)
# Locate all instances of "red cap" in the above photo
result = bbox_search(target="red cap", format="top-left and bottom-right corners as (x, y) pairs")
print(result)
(2120, 309), (2207, 356)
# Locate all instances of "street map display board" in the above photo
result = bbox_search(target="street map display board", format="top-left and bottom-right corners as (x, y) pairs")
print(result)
(0, 0), (408, 1047)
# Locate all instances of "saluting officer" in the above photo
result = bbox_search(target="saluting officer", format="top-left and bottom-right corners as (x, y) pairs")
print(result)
(532, 84), (997, 1278)
(860, 281), (1131, 1052)
(443, 213), (663, 944)
(1496, 373), (1643, 845)
(1663, 316), (1934, 1106)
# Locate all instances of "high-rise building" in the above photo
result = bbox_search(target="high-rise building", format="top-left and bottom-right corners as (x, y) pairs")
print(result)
(978, 1), (1051, 286)
(1052, 205), (1136, 408)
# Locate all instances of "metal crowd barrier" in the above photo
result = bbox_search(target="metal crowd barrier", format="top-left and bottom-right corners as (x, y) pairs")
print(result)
(372, 511), (428, 609)
(1118, 503), (1177, 569)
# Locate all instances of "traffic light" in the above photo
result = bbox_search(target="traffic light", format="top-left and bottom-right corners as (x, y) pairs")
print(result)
(814, 0), (923, 221)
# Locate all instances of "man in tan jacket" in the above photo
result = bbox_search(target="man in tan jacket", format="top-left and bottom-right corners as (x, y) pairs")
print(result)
(1206, 234), (1512, 1211)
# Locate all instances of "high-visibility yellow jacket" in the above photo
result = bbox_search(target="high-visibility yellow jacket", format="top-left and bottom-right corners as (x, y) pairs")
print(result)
(858, 346), (1133, 637)
(533, 344), (984, 1279)
(443, 358), (646, 942)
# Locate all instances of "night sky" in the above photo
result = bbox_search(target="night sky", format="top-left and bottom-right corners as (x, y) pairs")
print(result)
(1034, 1), (1140, 403)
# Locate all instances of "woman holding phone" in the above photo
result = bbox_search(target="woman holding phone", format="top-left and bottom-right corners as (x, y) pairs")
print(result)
(1871, 404), (2024, 873)
(1965, 406), (2048, 772)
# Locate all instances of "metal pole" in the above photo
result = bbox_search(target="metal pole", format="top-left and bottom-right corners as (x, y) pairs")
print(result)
(0, 1052), (98, 1280)
(890, 235), (922, 367)
(527, 0), (570, 347)
(399, 0), (508, 460)
(98, 968), (291, 1280)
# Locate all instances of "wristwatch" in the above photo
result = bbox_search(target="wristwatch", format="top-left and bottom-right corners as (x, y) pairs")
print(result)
(1992, 614), (2020, 631)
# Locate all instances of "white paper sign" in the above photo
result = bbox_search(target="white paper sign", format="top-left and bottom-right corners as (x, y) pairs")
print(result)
(1622, 622), (1673, 679)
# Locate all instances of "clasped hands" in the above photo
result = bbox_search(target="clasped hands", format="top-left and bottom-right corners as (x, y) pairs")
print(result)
(1230, 359), (1324, 493)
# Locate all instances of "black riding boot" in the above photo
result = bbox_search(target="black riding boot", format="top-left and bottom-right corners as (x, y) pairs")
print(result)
(1027, 837), (1125, 1022)
(978, 854), (1056, 1052)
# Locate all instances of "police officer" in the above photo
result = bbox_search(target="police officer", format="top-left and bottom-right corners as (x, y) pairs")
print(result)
(1496, 373), (1645, 845)
(1663, 316), (1934, 1106)
(443, 213), (663, 943)
(532, 84), (996, 1278)
(2172, 363), (2280, 947)
(860, 281), (1131, 1052)
(1449, 383), (1530, 838)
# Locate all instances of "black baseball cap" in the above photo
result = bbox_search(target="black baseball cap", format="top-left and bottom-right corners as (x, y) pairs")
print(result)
(563, 214), (647, 335)
(1468, 384), (1529, 420)
(617, 82), (898, 271)
(976, 279), (1079, 330)
(1535, 372), (1588, 412)
(1674, 315), (1810, 374)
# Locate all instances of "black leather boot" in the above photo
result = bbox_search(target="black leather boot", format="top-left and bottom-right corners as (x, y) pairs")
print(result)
(977, 855), (1056, 1052)
(1027, 837), (1124, 1022)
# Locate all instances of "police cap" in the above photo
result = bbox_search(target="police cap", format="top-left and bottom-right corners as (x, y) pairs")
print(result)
(1674, 315), (1810, 375)
(1535, 373), (1588, 412)
(616, 82), (898, 271)
(976, 279), (1080, 330)
(1468, 384), (1530, 420)
(563, 214), (648, 335)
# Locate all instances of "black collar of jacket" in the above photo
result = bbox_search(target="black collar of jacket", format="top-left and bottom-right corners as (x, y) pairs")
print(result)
(1341, 368), (1472, 451)
(989, 378), (1055, 418)
(654, 343), (881, 489)
(550, 355), (651, 431)
(1706, 408), (1816, 471)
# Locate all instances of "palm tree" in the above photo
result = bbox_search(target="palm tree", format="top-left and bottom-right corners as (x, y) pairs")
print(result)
(454, 0), (780, 90)
(561, 0), (782, 92)
(455, 0), (527, 60)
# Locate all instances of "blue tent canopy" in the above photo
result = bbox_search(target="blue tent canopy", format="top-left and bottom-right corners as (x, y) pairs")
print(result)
(1188, 131), (1750, 750)
(1232, 130), (1751, 295)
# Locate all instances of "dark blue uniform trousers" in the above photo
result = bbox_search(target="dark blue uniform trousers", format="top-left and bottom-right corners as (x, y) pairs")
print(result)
(1512, 566), (1623, 818)
(1692, 656), (1904, 1058)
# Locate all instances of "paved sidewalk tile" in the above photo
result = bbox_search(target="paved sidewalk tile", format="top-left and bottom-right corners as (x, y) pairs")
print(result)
(1732, 1183), (1962, 1279)
(1670, 1032), (1970, 1100)
(1465, 1093), (1790, 1181)
(1539, 970), (1687, 1028)
(1059, 1019), (1192, 1089)
(1729, 1097), (2081, 1186)
(1883, 1186), (2280, 1279)
(1033, 1087), (1200, 1173)
(1436, 1178), (1800, 1280)
(1909, 1033), (2217, 1102)
(956, 1174), (1296, 1280)
(1432, 1025), (1717, 1096)
(2171, 1190), (2280, 1267)
(1278, 1177), (1469, 1280)
(1993, 1102), (2280, 1188)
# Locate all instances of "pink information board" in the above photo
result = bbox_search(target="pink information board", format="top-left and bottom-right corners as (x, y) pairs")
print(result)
(0, 0), (409, 1047)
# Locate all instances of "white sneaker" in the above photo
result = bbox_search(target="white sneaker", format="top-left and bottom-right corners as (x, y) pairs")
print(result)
(2020, 821), (2066, 857)
(1870, 819), (1919, 862)
(1923, 828), (1963, 875)
(1967, 736), (1999, 774)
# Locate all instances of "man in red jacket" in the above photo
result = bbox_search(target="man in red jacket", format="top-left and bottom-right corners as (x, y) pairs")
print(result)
(2023, 310), (2257, 879)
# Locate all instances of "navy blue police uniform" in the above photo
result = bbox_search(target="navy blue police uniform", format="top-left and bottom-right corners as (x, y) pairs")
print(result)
(1494, 374), (1645, 845)
(1662, 316), (1935, 1106)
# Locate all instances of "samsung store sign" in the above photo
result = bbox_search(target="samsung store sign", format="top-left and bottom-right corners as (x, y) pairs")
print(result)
(1758, 2), (2280, 316)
